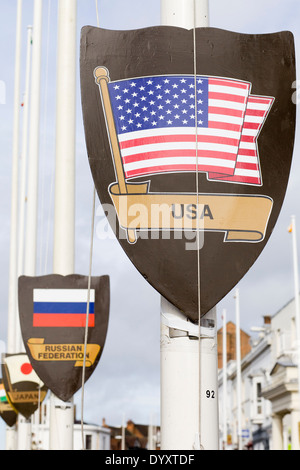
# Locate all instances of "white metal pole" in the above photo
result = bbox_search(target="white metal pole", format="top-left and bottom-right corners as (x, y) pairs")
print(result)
(24, 0), (43, 278)
(290, 215), (300, 400)
(7, 0), (22, 355)
(148, 414), (154, 450)
(161, 0), (209, 28)
(17, 422), (32, 450)
(18, 25), (33, 279)
(160, 298), (200, 449)
(18, 1), (43, 450)
(222, 309), (227, 450)
(52, 0), (76, 274)
(160, 0), (218, 451)
(17, 25), (33, 351)
(235, 288), (242, 450)
(6, 0), (22, 452)
(121, 414), (125, 450)
(198, 307), (219, 450)
(49, 0), (77, 450)
(160, 300), (218, 450)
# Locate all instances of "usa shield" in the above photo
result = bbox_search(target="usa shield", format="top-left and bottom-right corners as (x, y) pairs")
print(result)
(80, 26), (296, 322)
(18, 274), (110, 402)
(1, 353), (47, 420)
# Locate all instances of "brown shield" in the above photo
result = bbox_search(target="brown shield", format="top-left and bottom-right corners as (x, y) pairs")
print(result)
(2, 353), (47, 420)
(0, 379), (18, 427)
(18, 274), (110, 402)
(80, 26), (296, 322)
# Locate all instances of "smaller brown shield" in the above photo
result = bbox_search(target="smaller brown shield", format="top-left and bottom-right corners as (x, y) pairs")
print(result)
(0, 379), (18, 427)
(18, 274), (110, 402)
(1, 353), (47, 420)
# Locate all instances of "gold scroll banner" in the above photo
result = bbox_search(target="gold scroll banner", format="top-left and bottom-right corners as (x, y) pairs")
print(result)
(8, 390), (47, 404)
(27, 338), (100, 368)
(109, 182), (273, 244)
(0, 403), (15, 412)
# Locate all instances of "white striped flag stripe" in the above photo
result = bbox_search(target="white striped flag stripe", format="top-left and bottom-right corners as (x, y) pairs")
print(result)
(106, 74), (273, 186)
(208, 95), (274, 185)
(108, 75), (251, 180)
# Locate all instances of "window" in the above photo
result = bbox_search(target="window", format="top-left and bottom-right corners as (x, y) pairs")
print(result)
(252, 377), (264, 421)
(291, 317), (297, 349)
(256, 382), (262, 414)
(85, 434), (92, 450)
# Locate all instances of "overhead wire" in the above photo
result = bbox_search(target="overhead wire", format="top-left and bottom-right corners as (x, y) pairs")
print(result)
(80, 186), (96, 450)
(80, 0), (99, 451)
(193, 0), (203, 450)
(35, 0), (51, 448)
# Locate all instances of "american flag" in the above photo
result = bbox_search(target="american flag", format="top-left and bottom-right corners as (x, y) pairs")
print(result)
(208, 95), (274, 185)
(107, 74), (273, 185)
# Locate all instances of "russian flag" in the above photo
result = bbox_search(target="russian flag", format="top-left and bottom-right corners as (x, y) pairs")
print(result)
(33, 289), (95, 327)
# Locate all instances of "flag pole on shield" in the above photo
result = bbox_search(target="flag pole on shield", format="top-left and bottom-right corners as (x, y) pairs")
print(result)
(160, 0), (219, 451)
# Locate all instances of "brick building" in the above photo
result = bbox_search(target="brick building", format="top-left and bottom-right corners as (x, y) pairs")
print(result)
(217, 321), (251, 369)
(102, 418), (160, 450)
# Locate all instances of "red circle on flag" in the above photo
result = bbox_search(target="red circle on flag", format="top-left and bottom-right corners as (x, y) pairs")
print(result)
(21, 363), (33, 375)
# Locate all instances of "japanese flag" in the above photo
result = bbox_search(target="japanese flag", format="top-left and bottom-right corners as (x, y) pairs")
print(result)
(4, 354), (43, 386)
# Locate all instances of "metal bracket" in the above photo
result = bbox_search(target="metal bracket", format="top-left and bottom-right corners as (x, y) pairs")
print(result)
(161, 299), (216, 339)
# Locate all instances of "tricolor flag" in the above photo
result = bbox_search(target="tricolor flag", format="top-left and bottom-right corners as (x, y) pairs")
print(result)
(33, 289), (95, 327)
(107, 74), (273, 186)
(0, 384), (7, 403)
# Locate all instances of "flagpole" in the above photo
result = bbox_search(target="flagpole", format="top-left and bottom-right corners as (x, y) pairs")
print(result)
(222, 309), (227, 450)
(160, 0), (218, 451)
(7, 0), (22, 355)
(6, 0), (22, 451)
(17, 25), (33, 351)
(49, 0), (77, 450)
(7, 0), (22, 353)
(24, 0), (43, 278)
(17, 0), (43, 451)
(121, 413), (125, 450)
(290, 215), (300, 401)
(161, 0), (209, 28)
(234, 288), (242, 450)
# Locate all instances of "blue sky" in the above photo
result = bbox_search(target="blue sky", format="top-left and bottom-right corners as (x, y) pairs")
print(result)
(0, 0), (300, 449)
